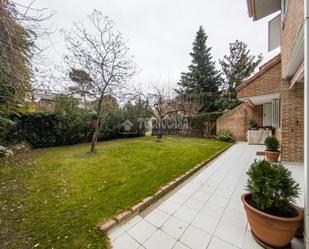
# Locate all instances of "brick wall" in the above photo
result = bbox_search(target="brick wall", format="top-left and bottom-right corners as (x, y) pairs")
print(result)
(280, 81), (304, 162)
(237, 62), (281, 99)
(216, 103), (263, 141)
(281, 0), (304, 74)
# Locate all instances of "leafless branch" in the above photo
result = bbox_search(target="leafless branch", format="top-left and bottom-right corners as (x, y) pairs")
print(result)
(63, 10), (136, 152)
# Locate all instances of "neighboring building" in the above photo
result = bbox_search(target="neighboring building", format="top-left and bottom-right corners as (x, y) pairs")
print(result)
(217, 0), (305, 163)
(31, 89), (87, 112)
(31, 89), (58, 112)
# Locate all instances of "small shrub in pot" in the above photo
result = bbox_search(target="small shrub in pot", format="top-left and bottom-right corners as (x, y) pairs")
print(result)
(264, 136), (280, 162)
(241, 160), (303, 248)
(246, 160), (299, 216)
(264, 136), (279, 151)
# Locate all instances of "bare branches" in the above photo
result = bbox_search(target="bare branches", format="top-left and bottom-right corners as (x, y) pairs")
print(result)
(63, 10), (136, 152)
(63, 10), (135, 100)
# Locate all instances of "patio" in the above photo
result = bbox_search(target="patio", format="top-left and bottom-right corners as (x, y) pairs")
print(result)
(109, 142), (304, 249)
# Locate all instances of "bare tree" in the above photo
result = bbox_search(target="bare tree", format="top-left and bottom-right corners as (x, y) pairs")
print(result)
(64, 10), (135, 152)
(178, 93), (206, 116)
(144, 87), (183, 141)
(174, 83), (208, 116)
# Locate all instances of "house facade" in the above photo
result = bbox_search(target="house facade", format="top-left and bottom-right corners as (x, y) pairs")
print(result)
(217, 0), (305, 163)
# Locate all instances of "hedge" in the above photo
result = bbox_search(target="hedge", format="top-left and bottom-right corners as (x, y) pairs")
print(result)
(3, 112), (144, 148)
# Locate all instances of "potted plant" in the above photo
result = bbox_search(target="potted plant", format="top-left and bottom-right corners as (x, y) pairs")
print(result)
(264, 136), (280, 162)
(249, 119), (258, 130)
(241, 160), (303, 248)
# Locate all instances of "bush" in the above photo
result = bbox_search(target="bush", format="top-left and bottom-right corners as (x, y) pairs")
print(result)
(0, 115), (15, 144)
(8, 112), (58, 148)
(264, 136), (280, 151)
(249, 119), (258, 129)
(217, 130), (234, 142)
(99, 108), (122, 140)
(2, 98), (149, 148)
(246, 160), (300, 216)
(99, 102), (150, 140)
(54, 96), (90, 145)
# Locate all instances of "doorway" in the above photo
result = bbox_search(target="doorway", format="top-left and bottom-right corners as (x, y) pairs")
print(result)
(263, 103), (272, 127)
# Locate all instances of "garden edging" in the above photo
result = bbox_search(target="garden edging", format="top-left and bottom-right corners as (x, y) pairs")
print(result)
(98, 142), (234, 232)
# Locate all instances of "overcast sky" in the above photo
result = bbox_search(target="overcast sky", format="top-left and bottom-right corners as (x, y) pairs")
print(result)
(18, 0), (280, 90)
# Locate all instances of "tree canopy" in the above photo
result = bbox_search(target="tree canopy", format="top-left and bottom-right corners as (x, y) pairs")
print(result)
(219, 40), (262, 99)
(177, 26), (222, 113)
(0, 0), (33, 113)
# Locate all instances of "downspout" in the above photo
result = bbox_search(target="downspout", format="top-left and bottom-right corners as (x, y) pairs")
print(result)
(305, 0), (309, 247)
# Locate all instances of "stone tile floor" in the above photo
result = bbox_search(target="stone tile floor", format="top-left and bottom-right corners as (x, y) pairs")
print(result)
(109, 142), (305, 249)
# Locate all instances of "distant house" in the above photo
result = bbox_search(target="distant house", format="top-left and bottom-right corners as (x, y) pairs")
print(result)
(31, 89), (58, 112)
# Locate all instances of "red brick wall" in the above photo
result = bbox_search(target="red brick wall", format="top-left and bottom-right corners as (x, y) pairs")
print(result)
(237, 62), (281, 99)
(216, 103), (263, 141)
(280, 81), (304, 162)
(281, 0), (304, 74)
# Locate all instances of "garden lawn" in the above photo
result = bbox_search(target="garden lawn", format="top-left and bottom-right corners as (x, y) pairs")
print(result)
(0, 136), (230, 249)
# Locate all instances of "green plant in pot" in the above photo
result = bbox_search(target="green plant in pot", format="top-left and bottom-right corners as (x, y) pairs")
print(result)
(241, 160), (303, 248)
(264, 136), (280, 162)
(249, 119), (258, 130)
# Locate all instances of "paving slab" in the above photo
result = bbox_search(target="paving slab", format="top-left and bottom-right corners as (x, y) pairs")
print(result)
(110, 142), (304, 249)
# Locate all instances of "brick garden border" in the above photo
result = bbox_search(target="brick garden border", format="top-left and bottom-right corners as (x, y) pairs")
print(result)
(98, 142), (234, 232)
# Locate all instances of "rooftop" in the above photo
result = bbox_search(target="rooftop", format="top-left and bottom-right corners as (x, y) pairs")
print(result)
(236, 54), (281, 92)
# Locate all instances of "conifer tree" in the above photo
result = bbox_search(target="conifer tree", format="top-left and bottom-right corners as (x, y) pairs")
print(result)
(177, 26), (222, 112)
(219, 40), (262, 99)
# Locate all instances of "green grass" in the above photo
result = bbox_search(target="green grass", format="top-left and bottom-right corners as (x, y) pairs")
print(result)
(0, 136), (230, 249)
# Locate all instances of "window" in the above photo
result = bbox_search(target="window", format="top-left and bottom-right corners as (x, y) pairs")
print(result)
(272, 99), (280, 128)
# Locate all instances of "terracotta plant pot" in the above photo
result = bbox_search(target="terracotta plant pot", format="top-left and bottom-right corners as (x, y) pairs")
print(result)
(241, 193), (303, 248)
(265, 150), (280, 162)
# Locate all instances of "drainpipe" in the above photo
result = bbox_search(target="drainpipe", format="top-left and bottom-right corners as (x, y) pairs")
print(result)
(305, 0), (309, 247)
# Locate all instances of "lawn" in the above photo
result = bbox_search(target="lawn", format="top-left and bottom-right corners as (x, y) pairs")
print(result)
(0, 136), (230, 249)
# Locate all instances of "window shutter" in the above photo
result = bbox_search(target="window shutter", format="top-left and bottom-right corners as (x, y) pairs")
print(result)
(272, 99), (280, 128)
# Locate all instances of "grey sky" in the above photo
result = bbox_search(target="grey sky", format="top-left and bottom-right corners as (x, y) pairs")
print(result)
(18, 0), (280, 89)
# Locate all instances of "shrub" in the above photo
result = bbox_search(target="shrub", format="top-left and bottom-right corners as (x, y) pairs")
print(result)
(249, 119), (258, 129)
(54, 96), (90, 145)
(99, 108), (122, 140)
(246, 160), (300, 216)
(9, 112), (58, 148)
(217, 130), (234, 142)
(264, 136), (280, 151)
(0, 115), (15, 144)
(2, 99), (148, 148)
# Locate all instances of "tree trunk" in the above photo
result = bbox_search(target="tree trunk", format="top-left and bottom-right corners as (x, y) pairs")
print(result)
(90, 119), (100, 152)
(156, 118), (163, 141)
(156, 132), (163, 141)
(90, 94), (104, 152)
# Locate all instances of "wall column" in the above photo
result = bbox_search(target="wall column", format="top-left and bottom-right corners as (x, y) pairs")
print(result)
(304, 0), (309, 247)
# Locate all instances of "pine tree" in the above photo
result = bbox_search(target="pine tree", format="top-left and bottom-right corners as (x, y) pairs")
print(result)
(177, 26), (222, 112)
(219, 40), (262, 99)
